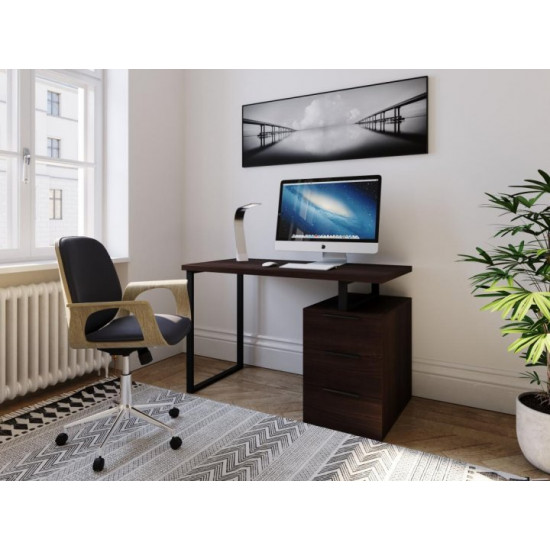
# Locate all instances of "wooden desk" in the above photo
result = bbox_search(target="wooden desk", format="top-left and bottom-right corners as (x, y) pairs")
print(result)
(181, 258), (412, 393)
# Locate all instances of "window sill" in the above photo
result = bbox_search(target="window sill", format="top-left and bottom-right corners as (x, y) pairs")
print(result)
(0, 257), (129, 275)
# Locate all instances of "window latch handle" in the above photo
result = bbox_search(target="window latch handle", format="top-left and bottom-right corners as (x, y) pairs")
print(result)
(22, 148), (31, 184)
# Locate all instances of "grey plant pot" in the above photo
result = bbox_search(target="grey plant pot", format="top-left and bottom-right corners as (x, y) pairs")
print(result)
(516, 392), (550, 474)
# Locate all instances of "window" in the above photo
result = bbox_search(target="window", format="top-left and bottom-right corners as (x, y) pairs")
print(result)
(0, 69), (103, 261)
(47, 91), (60, 116)
(47, 137), (60, 158)
(49, 188), (62, 220)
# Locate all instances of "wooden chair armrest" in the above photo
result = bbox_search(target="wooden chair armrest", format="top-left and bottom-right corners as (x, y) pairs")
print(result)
(122, 280), (191, 318)
(66, 301), (167, 349)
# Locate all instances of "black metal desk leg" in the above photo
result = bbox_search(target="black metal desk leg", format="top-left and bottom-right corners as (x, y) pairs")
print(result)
(185, 270), (244, 393)
(237, 273), (244, 368)
(186, 271), (195, 393)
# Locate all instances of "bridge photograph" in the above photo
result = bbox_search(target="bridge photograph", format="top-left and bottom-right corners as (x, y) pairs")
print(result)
(242, 76), (428, 168)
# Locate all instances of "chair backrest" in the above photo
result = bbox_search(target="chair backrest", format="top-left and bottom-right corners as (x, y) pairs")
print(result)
(56, 236), (122, 333)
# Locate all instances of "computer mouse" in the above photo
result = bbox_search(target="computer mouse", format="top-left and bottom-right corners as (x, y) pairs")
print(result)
(262, 261), (278, 267)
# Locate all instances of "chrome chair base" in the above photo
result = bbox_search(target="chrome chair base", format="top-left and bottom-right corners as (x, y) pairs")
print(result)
(55, 355), (181, 472)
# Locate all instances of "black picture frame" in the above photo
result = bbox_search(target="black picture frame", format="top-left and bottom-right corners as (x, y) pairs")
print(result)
(242, 76), (428, 168)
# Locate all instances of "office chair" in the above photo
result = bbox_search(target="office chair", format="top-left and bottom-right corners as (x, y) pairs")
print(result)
(54, 236), (192, 472)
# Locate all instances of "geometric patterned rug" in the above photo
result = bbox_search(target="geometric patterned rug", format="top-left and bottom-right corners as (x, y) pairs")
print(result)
(0, 379), (528, 481)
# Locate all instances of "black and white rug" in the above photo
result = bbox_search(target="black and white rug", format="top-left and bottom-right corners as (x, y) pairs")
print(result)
(0, 379), (527, 481)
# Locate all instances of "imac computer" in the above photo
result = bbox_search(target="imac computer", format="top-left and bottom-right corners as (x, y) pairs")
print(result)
(275, 175), (381, 270)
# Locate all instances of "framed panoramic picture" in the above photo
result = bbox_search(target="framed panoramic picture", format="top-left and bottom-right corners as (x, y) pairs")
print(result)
(242, 76), (428, 168)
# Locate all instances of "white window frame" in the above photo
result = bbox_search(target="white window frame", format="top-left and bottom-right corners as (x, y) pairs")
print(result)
(0, 69), (19, 257)
(0, 69), (103, 263)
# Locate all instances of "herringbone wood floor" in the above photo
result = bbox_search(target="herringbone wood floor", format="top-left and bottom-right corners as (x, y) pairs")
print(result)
(1, 353), (547, 479)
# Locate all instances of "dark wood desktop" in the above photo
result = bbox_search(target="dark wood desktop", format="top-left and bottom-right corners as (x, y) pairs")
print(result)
(180, 258), (412, 440)
(182, 258), (411, 310)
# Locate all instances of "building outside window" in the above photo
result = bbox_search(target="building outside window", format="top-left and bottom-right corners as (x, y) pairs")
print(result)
(47, 137), (60, 158)
(49, 188), (62, 220)
(0, 69), (103, 259)
(47, 91), (60, 116)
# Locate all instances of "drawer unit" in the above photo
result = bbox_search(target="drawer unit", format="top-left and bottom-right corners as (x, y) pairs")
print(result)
(303, 293), (411, 440)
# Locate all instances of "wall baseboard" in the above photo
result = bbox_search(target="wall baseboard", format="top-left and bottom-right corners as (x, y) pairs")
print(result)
(193, 326), (303, 374)
(413, 358), (534, 415)
(190, 326), (536, 415)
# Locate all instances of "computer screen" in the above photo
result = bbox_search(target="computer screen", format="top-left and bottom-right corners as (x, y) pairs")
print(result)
(275, 175), (382, 257)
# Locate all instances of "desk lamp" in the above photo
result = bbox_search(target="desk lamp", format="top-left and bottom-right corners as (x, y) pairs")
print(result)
(234, 202), (261, 261)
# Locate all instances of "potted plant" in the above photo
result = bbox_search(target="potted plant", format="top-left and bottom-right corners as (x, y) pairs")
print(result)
(459, 169), (550, 473)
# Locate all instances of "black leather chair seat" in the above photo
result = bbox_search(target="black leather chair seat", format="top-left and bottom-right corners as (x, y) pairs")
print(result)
(86, 314), (191, 346)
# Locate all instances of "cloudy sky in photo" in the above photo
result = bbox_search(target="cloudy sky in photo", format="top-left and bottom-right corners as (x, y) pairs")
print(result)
(243, 77), (426, 133)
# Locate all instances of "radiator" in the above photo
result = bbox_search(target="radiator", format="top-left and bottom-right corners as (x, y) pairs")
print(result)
(0, 282), (110, 405)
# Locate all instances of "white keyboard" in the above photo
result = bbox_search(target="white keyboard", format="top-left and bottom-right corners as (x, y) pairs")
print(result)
(279, 262), (344, 271)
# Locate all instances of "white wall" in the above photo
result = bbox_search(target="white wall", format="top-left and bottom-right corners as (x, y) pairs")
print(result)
(128, 69), (187, 363)
(180, 69), (550, 414)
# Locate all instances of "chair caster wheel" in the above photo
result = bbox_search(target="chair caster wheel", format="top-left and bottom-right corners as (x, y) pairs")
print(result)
(169, 407), (179, 418)
(93, 456), (105, 472)
(55, 433), (68, 446)
(170, 436), (182, 450)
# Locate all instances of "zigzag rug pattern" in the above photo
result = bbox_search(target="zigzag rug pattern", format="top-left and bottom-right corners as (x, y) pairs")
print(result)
(0, 380), (527, 481)
(0, 379), (120, 444)
(178, 416), (307, 481)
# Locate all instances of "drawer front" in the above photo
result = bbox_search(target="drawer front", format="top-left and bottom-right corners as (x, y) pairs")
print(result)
(304, 310), (382, 356)
(303, 384), (383, 440)
(303, 349), (382, 399)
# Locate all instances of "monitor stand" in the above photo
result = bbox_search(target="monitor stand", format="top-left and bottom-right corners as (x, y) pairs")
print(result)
(279, 253), (348, 271)
(312, 252), (347, 266)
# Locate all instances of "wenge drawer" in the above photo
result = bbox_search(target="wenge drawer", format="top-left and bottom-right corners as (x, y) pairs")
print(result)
(303, 383), (383, 439)
(303, 309), (383, 356)
(303, 349), (382, 399)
